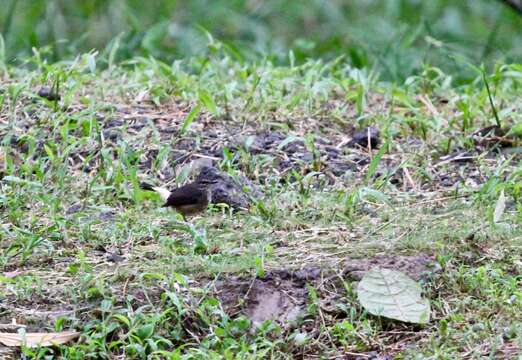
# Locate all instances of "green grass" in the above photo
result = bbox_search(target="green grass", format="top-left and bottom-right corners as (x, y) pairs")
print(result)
(0, 47), (521, 358)
(2, 0), (522, 81)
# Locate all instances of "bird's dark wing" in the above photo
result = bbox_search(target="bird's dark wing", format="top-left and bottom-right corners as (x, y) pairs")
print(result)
(164, 184), (203, 207)
(140, 182), (155, 191)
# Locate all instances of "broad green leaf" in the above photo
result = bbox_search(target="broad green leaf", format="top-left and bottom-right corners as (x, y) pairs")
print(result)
(86, 53), (96, 73)
(172, 272), (188, 286)
(108, 34), (122, 69)
(508, 122), (522, 138)
(364, 141), (388, 185)
(112, 314), (131, 327)
(136, 324), (154, 340)
(43, 144), (55, 162)
(2, 176), (43, 187)
(357, 268), (430, 324)
(277, 135), (302, 150)
(198, 89), (217, 115)
(359, 187), (394, 209)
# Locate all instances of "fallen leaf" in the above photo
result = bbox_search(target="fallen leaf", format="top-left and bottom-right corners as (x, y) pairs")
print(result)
(0, 331), (80, 347)
(356, 268), (430, 324)
(2, 271), (24, 279)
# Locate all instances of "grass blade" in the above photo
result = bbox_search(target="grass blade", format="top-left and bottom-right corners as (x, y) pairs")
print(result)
(482, 70), (502, 128)
(181, 104), (201, 135)
(198, 89), (218, 115)
(364, 141), (388, 185)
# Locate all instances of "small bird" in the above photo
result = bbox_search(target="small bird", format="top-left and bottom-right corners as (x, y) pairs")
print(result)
(140, 176), (217, 218)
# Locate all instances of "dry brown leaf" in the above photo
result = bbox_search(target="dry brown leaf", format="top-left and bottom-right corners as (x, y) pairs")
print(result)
(2, 270), (24, 279)
(0, 331), (80, 347)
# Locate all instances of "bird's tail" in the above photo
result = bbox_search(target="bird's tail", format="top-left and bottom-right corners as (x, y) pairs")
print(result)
(140, 182), (156, 191)
(139, 182), (171, 202)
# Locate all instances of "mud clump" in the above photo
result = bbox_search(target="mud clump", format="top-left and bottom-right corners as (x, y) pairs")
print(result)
(348, 126), (380, 149)
(214, 268), (321, 328)
(245, 281), (303, 328)
(37, 86), (61, 101)
(343, 254), (440, 282)
(246, 132), (286, 154)
(195, 166), (262, 209)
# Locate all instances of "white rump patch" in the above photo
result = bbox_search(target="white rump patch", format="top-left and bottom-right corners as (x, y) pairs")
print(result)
(153, 187), (171, 202)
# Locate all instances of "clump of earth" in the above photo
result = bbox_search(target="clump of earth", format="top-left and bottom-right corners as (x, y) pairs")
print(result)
(194, 166), (263, 209)
(213, 268), (321, 328)
(343, 254), (440, 282)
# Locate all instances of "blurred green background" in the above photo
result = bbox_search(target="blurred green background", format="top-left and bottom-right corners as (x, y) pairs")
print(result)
(1, 0), (522, 81)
